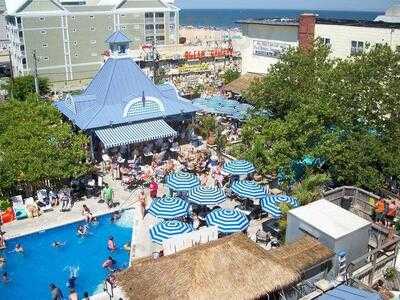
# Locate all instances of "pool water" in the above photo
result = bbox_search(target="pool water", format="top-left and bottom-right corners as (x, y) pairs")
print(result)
(0, 209), (134, 299)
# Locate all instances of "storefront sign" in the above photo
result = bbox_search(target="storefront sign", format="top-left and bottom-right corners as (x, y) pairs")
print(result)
(178, 63), (210, 74)
(253, 40), (291, 58)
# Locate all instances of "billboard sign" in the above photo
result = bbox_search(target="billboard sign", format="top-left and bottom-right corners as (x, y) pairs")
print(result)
(253, 40), (291, 58)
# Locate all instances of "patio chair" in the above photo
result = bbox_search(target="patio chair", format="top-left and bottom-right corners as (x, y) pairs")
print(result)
(11, 195), (28, 220)
(256, 229), (271, 246)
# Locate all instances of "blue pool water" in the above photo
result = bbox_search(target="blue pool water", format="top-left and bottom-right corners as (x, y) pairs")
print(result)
(0, 210), (134, 299)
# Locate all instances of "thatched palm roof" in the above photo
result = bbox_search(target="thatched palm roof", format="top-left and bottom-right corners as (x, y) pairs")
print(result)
(224, 73), (263, 95)
(271, 235), (334, 273)
(117, 234), (333, 300)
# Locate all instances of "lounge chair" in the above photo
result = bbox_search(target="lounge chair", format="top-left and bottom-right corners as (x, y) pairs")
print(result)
(25, 197), (40, 217)
(36, 189), (53, 212)
(11, 195), (28, 220)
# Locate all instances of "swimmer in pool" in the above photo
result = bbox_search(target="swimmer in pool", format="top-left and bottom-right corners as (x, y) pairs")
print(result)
(102, 256), (116, 270)
(52, 241), (66, 248)
(2, 272), (9, 284)
(15, 243), (24, 253)
(111, 211), (121, 223)
(107, 236), (117, 252)
(77, 225), (88, 236)
(0, 256), (5, 268)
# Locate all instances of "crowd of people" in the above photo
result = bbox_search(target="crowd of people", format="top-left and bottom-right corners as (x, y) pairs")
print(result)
(374, 197), (399, 228)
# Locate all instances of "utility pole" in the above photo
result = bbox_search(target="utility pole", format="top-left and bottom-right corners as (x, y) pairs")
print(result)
(8, 50), (14, 100)
(32, 50), (39, 96)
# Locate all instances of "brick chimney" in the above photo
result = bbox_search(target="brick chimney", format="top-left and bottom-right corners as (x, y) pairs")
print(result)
(298, 13), (316, 51)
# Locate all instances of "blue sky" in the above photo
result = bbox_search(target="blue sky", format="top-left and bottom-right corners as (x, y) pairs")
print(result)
(175, 0), (397, 11)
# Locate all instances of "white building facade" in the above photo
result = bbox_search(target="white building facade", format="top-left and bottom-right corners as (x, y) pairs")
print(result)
(239, 5), (400, 75)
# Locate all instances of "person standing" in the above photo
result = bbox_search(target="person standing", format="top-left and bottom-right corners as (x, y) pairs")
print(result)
(374, 198), (386, 225)
(102, 183), (114, 208)
(386, 200), (398, 227)
(149, 178), (158, 199)
(49, 283), (63, 300)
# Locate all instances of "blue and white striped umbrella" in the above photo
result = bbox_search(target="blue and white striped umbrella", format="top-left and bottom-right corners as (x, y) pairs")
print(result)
(206, 209), (249, 234)
(148, 197), (190, 219)
(223, 160), (256, 176)
(230, 180), (267, 199)
(188, 186), (226, 206)
(165, 172), (200, 192)
(260, 195), (300, 218)
(150, 220), (193, 244)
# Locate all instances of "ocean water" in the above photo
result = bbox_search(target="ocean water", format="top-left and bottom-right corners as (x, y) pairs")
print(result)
(0, 209), (134, 299)
(180, 9), (383, 28)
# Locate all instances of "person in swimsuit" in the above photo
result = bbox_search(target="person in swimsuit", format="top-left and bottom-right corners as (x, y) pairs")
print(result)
(107, 236), (117, 252)
(15, 243), (24, 253)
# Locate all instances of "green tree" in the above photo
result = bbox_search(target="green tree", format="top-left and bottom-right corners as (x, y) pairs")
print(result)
(0, 96), (90, 192)
(154, 67), (166, 85)
(222, 68), (240, 85)
(242, 43), (400, 191)
(4, 75), (50, 101)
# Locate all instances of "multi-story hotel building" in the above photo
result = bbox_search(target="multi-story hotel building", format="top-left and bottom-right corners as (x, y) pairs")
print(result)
(6, 0), (179, 83)
(238, 5), (400, 75)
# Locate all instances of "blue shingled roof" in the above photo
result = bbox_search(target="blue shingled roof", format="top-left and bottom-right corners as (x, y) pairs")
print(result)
(318, 285), (382, 300)
(105, 31), (132, 44)
(54, 57), (199, 130)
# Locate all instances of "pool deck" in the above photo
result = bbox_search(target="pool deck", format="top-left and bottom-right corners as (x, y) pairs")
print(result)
(2, 174), (138, 240)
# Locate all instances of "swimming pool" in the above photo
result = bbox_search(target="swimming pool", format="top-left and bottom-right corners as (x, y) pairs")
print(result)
(0, 209), (134, 299)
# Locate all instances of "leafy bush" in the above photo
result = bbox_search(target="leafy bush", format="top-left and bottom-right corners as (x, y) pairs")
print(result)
(222, 69), (240, 85)
(292, 173), (331, 205)
(0, 196), (11, 211)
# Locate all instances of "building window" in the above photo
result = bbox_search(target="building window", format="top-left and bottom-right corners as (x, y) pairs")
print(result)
(42, 43), (48, 48)
(90, 40), (96, 45)
(22, 58), (26, 64)
(73, 28), (77, 32)
(121, 25), (127, 30)
(156, 24), (164, 30)
(43, 56), (49, 61)
(74, 53), (78, 57)
(156, 35), (165, 41)
(145, 12), (153, 18)
(169, 24), (175, 30)
(90, 15), (94, 20)
(107, 26), (112, 31)
(351, 40), (364, 55)
(39, 17), (45, 21)
(40, 30), (47, 35)
(90, 26), (95, 31)
(145, 36), (154, 42)
(145, 24), (154, 30)
(73, 41), (78, 45)
(155, 12), (164, 18)
(121, 14), (125, 17)
(71, 16), (75, 20)
(170, 12), (175, 18)
(321, 37), (331, 46)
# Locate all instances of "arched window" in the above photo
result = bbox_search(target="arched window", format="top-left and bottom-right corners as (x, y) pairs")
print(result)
(123, 96), (165, 118)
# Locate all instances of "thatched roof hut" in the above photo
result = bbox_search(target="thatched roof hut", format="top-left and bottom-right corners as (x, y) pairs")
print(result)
(117, 234), (333, 300)
(224, 73), (262, 95)
(271, 235), (334, 273)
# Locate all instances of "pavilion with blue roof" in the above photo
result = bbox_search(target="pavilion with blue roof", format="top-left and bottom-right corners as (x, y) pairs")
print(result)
(55, 31), (199, 155)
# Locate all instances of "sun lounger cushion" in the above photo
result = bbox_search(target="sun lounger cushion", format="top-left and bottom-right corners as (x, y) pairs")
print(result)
(14, 206), (28, 220)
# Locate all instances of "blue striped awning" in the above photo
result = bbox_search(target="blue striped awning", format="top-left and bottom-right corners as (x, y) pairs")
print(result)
(150, 220), (193, 244)
(260, 195), (299, 219)
(95, 119), (177, 149)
